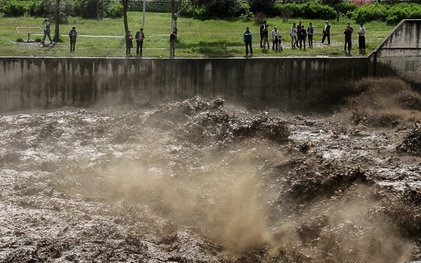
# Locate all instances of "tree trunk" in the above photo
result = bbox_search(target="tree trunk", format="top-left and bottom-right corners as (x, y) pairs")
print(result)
(171, 0), (191, 33)
(122, 0), (129, 33)
(54, 0), (60, 41)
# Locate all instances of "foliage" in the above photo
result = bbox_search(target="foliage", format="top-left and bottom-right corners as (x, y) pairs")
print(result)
(249, 0), (274, 16)
(352, 3), (421, 24)
(41, 0), (74, 23)
(204, 0), (242, 19)
(0, 0), (41, 17)
(254, 11), (267, 25)
(240, 2), (254, 21)
(184, 5), (209, 20)
(337, 1), (359, 19)
(104, 0), (122, 18)
(384, 3), (421, 24)
(274, 2), (336, 20)
(185, 0), (241, 19)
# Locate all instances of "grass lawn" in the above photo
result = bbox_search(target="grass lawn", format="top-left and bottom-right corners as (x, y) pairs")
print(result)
(0, 12), (396, 58)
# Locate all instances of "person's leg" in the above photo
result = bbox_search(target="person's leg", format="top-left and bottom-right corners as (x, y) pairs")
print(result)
(327, 34), (330, 45)
(140, 41), (143, 56)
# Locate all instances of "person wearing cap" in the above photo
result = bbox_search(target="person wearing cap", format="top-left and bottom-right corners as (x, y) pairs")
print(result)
(69, 26), (78, 52)
(125, 30), (133, 55)
(42, 19), (52, 45)
(322, 20), (331, 45)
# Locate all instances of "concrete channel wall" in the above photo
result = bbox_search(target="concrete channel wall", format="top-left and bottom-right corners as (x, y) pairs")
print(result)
(370, 19), (421, 89)
(0, 20), (419, 112)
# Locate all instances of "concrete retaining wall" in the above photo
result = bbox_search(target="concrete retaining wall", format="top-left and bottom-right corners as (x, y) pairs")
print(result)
(370, 19), (421, 89)
(0, 57), (367, 112)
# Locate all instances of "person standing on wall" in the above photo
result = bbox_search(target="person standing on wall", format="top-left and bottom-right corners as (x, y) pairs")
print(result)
(344, 23), (353, 55)
(69, 26), (78, 53)
(135, 27), (145, 56)
(243, 27), (253, 56)
(290, 23), (297, 49)
(298, 24), (307, 50)
(259, 21), (267, 48)
(42, 19), (52, 45)
(307, 22), (314, 48)
(170, 31), (177, 58)
(358, 23), (366, 52)
(272, 26), (280, 51)
(125, 30), (133, 55)
(262, 25), (269, 50)
(321, 20), (330, 45)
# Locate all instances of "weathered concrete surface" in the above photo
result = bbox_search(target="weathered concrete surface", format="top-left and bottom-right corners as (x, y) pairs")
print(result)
(370, 19), (421, 89)
(0, 57), (367, 112)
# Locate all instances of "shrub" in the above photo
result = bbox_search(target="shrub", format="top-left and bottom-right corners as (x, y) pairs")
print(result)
(353, 3), (387, 23)
(352, 3), (421, 24)
(239, 2), (254, 21)
(184, 5), (209, 20)
(1, 0), (32, 17)
(274, 3), (336, 20)
(337, 1), (359, 19)
(249, 0), (274, 16)
(104, 0), (122, 18)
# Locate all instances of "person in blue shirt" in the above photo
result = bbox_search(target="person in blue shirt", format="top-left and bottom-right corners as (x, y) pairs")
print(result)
(243, 27), (253, 56)
(307, 22), (314, 48)
(69, 26), (78, 52)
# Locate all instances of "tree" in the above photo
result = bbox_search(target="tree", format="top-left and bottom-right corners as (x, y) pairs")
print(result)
(249, 0), (274, 16)
(54, 0), (60, 41)
(320, 0), (342, 21)
(171, 0), (192, 33)
(122, 0), (129, 33)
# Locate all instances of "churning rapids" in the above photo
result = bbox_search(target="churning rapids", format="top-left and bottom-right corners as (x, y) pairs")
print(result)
(0, 77), (420, 263)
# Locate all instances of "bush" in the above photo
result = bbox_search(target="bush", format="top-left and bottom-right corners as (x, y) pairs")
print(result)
(239, 2), (253, 21)
(104, 0), (122, 18)
(1, 0), (32, 17)
(337, 1), (359, 19)
(184, 5), (209, 20)
(274, 3), (336, 20)
(352, 3), (387, 23)
(385, 3), (421, 24)
(249, 0), (274, 16)
(352, 3), (421, 24)
(205, 0), (241, 19)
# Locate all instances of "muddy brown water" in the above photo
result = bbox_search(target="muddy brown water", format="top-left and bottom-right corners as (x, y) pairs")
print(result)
(0, 77), (420, 262)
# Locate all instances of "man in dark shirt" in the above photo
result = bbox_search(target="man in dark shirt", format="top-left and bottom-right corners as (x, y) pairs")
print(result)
(344, 23), (353, 54)
(135, 28), (145, 56)
(243, 27), (253, 56)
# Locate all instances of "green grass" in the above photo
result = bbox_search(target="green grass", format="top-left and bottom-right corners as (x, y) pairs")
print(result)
(0, 12), (396, 57)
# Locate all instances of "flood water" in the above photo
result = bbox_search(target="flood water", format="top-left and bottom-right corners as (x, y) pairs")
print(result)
(0, 77), (420, 262)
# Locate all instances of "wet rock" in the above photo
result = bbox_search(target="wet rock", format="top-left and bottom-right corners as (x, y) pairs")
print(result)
(397, 123), (421, 156)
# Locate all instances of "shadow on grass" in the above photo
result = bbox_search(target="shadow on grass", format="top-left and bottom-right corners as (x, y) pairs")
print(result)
(177, 40), (241, 57)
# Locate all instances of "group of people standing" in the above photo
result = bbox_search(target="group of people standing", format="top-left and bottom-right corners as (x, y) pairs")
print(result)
(125, 28), (178, 57)
(125, 28), (145, 56)
(244, 20), (367, 56)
